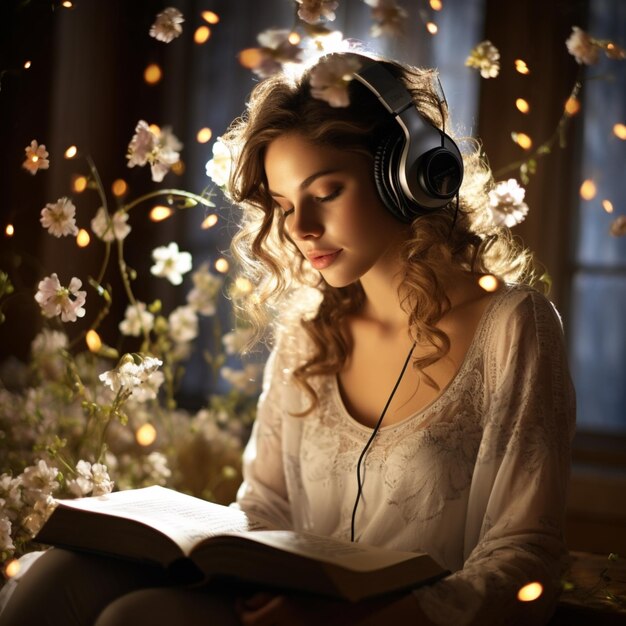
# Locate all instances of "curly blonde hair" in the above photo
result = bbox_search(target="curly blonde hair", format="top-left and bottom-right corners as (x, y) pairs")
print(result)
(222, 53), (535, 413)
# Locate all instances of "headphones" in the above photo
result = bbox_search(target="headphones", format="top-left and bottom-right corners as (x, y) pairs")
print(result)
(352, 59), (464, 223)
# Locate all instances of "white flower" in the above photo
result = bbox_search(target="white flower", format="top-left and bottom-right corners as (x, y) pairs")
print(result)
(20, 460), (59, 495)
(34, 273), (86, 322)
(566, 26), (599, 65)
(130, 370), (165, 403)
(249, 29), (302, 79)
(91, 207), (131, 242)
(0, 516), (14, 553)
(40, 197), (78, 238)
(365, 0), (408, 38)
(465, 40), (500, 78)
(309, 54), (362, 107)
(99, 354), (163, 397)
(296, 0), (338, 24)
(67, 460), (114, 497)
(221, 363), (264, 395)
(222, 328), (255, 355)
(22, 140), (49, 175)
(205, 138), (232, 188)
(126, 120), (182, 183)
(119, 302), (154, 336)
(610, 215), (626, 237)
(149, 7), (184, 43)
(0, 474), (23, 521)
(168, 305), (199, 343)
(186, 263), (223, 315)
(31, 329), (68, 356)
(488, 179), (529, 227)
(150, 242), (192, 285)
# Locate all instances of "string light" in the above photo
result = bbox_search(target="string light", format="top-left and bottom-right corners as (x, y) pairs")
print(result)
(215, 257), (229, 273)
(514, 59), (530, 75)
(201, 214), (218, 229)
(564, 97), (580, 116)
(515, 98), (530, 114)
(613, 123), (626, 140)
(24, 60), (32, 69)
(478, 275), (499, 292)
(288, 32), (301, 45)
(196, 127), (212, 143)
(136, 423), (157, 446)
(512, 132), (532, 150)
(76, 229), (90, 247)
(579, 179), (597, 200)
(201, 11), (220, 24)
(144, 64), (162, 85)
(517, 582), (543, 602)
(112, 179), (128, 197)
(64, 145), (78, 159)
(72, 175), (88, 193)
(429, 0), (443, 10)
(194, 26), (211, 44)
(85, 330), (102, 353)
(149, 206), (173, 222)
(5, 224), (15, 237)
(426, 22), (438, 34)
(4, 559), (20, 578)
(602, 199), (614, 214)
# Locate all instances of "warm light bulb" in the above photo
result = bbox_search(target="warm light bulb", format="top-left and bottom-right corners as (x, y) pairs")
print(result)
(614, 123), (626, 140)
(239, 48), (263, 69)
(514, 59), (530, 75)
(24, 60), (32, 69)
(517, 582), (543, 602)
(72, 175), (88, 193)
(5, 224), (15, 237)
(76, 229), (90, 247)
(426, 22), (438, 34)
(429, 0), (443, 10)
(194, 26), (211, 44)
(515, 98), (530, 114)
(478, 275), (499, 292)
(201, 214), (218, 229)
(112, 179), (128, 197)
(215, 257), (229, 273)
(602, 199), (614, 214)
(4, 559), (20, 578)
(580, 179), (597, 200)
(288, 31), (301, 45)
(514, 133), (532, 150)
(136, 423), (157, 446)
(201, 11), (220, 24)
(564, 97), (580, 116)
(196, 127), (213, 143)
(85, 330), (102, 352)
(64, 145), (78, 159)
(144, 64), (162, 85)
(149, 206), (173, 222)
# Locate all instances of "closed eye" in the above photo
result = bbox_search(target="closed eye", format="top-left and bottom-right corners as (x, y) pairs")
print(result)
(315, 187), (342, 203)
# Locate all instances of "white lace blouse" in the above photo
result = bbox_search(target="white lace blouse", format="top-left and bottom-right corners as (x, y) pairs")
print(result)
(235, 285), (576, 625)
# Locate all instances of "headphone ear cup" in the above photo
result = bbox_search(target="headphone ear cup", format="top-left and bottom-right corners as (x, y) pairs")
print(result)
(374, 132), (413, 223)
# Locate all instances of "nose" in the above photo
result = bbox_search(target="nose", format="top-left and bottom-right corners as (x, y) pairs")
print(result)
(287, 201), (324, 241)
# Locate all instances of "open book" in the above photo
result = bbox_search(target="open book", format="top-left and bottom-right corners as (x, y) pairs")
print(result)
(35, 485), (448, 602)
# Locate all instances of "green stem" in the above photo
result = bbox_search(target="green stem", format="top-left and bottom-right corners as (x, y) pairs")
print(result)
(120, 189), (215, 213)
(84, 155), (108, 213)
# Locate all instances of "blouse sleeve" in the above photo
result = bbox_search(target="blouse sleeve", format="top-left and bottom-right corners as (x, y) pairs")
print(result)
(233, 336), (293, 530)
(412, 289), (576, 626)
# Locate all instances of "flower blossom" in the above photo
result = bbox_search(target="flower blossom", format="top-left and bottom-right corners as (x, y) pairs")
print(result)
(40, 197), (78, 238)
(22, 140), (49, 175)
(0, 516), (14, 553)
(35, 273), (86, 322)
(149, 7), (184, 43)
(119, 302), (154, 336)
(31, 329), (68, 357)
(465, 40), (500, 78)
(168, 305), (199, 344)
(91, 207), (131, 242)
(566, 26), (600, 65)
(310, 54), (362, 107)
(126, 120), (182, 183)
(221, 363), (264, 395)
(20, 460), (59, 496)
(610, 215), (626, 237)
(296, 0), (338, 24)
(244, 29), (302, 79)
(364, 0), (408, 38)
(488, 179), (529, 227)
(205, 137), (232, 188)
(67, 460), (114, 498)
(150, 242), (192, 285)
(186, 263), (223, 315)
(99, 354), (163, 398)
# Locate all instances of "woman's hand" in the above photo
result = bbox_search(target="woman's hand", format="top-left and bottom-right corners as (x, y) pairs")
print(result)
(235, 590), (433, 625)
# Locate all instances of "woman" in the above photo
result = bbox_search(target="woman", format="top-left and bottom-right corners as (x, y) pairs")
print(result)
(0, 52), (575, 626)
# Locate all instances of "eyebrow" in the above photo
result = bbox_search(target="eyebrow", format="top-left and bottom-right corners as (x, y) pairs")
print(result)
(268, 168), (342, 198)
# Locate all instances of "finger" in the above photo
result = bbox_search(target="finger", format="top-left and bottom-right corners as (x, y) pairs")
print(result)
(237, 595), (287, 626)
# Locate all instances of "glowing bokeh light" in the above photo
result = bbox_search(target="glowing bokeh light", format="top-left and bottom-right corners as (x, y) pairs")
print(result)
(194, 26), (211, 44)
(478, 274), (499, 292)
(426, 22), (438, 34)
(288, 32), (301, 45)
(136, 423), (157, 446)
(196, 127), (213, 143)
(5, 224), (15, 237)
(112, 179), (128, 197)
(614, 123), (626, 140)
(24, 60), (32, 69)
(144, 64), (162, 85)
(564, 97), (580, 116)
(4, 559), (20, 578)
(149, 206), (173, 222)
(234, 277), (253, 294)
(515, 98), (530, 114)
(514, 133), (532, 150)
(62, 1), (73, 7)
(201, 214), (218, 229)
(602, 199), (614, 214)
(64, 145), (78, 159)
(515, 59), (530, 75)
(171, 160), (185, 175)
(72, 175), (88, 193)
(76, 229), (90, 248)
(85, 330), (102, 353)
(580, 179), (597, 201)
(149, 124), (161, 135)
(201, 11), (220, 24)
(430, 0), (443, 10)
(215, 257), (229, 273)
(239, 48), (263, 69)
(517, 582), (543, 602)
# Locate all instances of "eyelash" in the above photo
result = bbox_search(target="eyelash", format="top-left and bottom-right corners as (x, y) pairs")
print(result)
(280, 187), (342, 218)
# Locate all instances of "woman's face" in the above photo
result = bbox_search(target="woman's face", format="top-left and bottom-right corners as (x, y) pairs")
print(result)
(264, 133), (408, 288)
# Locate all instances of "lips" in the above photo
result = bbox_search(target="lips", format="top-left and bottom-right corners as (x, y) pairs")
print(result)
(306, 249), (342, 270)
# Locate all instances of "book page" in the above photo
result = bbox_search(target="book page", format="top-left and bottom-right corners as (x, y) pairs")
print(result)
(54, 486), (258, 556)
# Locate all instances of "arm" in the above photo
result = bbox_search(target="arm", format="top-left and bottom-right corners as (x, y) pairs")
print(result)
(412, 289), (576, 626)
